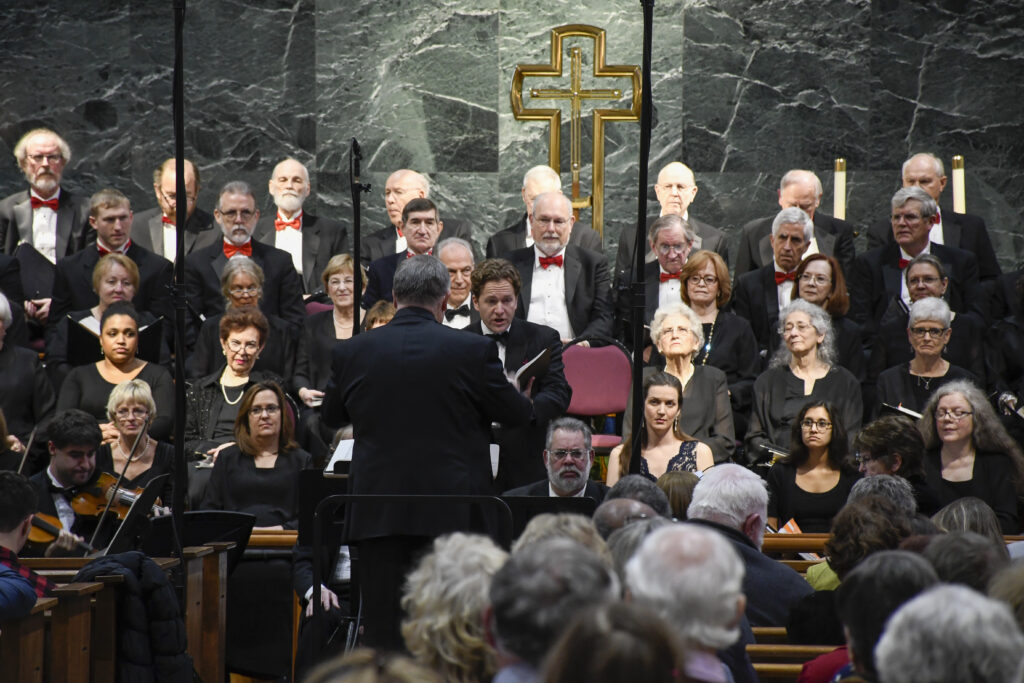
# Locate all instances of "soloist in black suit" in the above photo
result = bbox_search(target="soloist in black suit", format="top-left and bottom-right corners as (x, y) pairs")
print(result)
(507, 245), (613, 339)
(467, 318), (571, 491)
(486, 213), (602, 259)
(866, 209), (1000, 281)
(614, 214), (729, 284)
(361, 251), (403, 309)
(131, 206), (219, 260)
(502, 478), (609, 503)
(734, 212), (855, 280)
(254, 212), (349, 295)
(359, 218), (475, 265)
(0, 188), (90, 260)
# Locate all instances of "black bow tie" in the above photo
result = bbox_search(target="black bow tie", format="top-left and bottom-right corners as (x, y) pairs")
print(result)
(445, 304), (470, 321)
(487, 331), (510, 345)
(48, 482), (74, 499)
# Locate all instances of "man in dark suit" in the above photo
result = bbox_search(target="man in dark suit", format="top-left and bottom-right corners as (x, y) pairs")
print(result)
(734, 169), (855, 279)
(467, 258), (571, 490)
(438, 237), (478, 329)
(130, 158), (219, 261)
(184, 180), (306, 330)
(507, 192), (613, 342)
(502, 417), (607, 503)
(361, 197), (444, 308)
(48, 189), (174, 334)
(849, 187), (980, 332)
(253, 158), (348, 298)
(864, 153), (1000, 283)
(321, 254), (534, 648)
(0, 128), (91, 326)
(486, 164), (602, 258)
(731, 208), (812, 354)
(614, 161), (729, 286)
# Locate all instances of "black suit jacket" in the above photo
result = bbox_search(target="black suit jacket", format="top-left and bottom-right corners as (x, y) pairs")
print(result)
(615, 260), (667, 349)
(614, 214), (730, 284)
(486, 213), (603, 259)
(254, 212), (349, 295)
(294, 309), (340, 394)
(734, 212), (856, 280)
(502, 479), (609, 504)
(467, 318), (572, 490)
(0, 188), (90, 259)
(730, 265), (782, 355)
(358, 217), (475, 265)
(508, 245), (613, 339)
(865, 209), (1000, 281)
(130, 206), (219, 260)
(0, 254), (29, 348)
(184, 238), (306, 330)
(361, 251), (402, 309)
(320, 306), (533, 539)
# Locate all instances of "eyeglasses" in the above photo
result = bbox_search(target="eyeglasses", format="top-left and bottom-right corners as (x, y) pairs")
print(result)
(219, 209), (255, 221)
(799, 273), (831, 286)
(908, 276), (941, 287)
(660, 325), (694, 338)
(229, 286), (260, 297)
(249, 405), (281, 416)
(26, 153), (63, 164)
(892, 212), (923, 222)
(909, 326), (947, 338)
(115, 408), (149, 419)
(936, 408), (973, 421)
(783, 322), (815, 334)
(688, 275), (718, 286)
(328, 277), (354, 289)
(159, 189), (197, 204)
(800, 419), (832, 431)
(853, 452), (875, 464)
(227, 339), (260, 353)
(546, 448), (592, 461)
(656, 243), (690, 255)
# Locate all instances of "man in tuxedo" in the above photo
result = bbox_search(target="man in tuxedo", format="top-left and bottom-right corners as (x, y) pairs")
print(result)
(0, 128), (91, 326)
(467, 258), (571, 490)
(131, 158), (218, 262)
(507, 192), (613, 342)
(734, 169), (855, 279)
(731, 207), (812, 354)
(614, 161), (729, 285)
(184, 180), (306, 330)
(502, 417), (607, 503)
(48, 188), (174, 333)
(486, 164), (602, 258)
(362, 197), (443, 308)
(320, 254), (533, 648)
(253, 158), (348, 298)
(849, 186), (980, 331)
(438, 237), (476, 329)
(865, 152), (1000, 282)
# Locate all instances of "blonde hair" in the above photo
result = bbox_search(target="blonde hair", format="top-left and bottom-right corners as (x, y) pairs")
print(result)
(106, 379), (157, 422)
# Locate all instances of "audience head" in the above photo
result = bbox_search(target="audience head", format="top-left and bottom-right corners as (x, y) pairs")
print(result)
(0, 292), (11, 333)
(772, 299), (836, 367)
(680, 249), (731, 309)
(627, 524), (745, 651)
(303, 648), (442, 683)
(401, 533), (507, 683)
(605, 474), (672, 518)
(365, 300), (396, 329)
(890, 186), (938, 255)
(901, 152), (947, 202)
(593, 498), (661, 541)
(521, 165), (561, 212)
(529, 192), (574, 257)
(215, 180), (260, 245)
(922, 531), (1009, 592)
(656, 471), (699, 521)
(0, 471), (38, 553)
(787, 400), (849, 470)
(770, 207), (812, 272)
(153, 157), (199, 221)
(488, 538), (618, 668)
(88, 188), (133, 251)
(392, 254), (450, 315)
(46, 409), (102, 488)
(655, 162), (699, 217)
(606, 516), (672, 584)
(267, 158), (310, 214)
(854, 414), (925, 478)
(650, 303), (705, 361)
(987, 562), (1024, 633)
(234, 381), (296, 455)
(648, 214), (695, 275)
(384, 169), (429, 228)
(875, 585), (1024, 683)
(400, 198), (442, 255)
(848, 474), (917, 515)
(437, 238), (475, 308)
(825, 495), (914, 580)
(904, 253), (948, 302)
(835, 550), (939, 679)
(512, 513), (612, 567)
(777, 170), (822, 219)
(932, 497), (1008, 558)
(220, 256), (265, 309)
(687, 463), (770, 549)
(92, 253), (139, 310)
(471, 258), (521, 334)
(14, 128), (70, 195)
(322, 254), (367, 309)
(542, 417), (594, 497)
(792, 253), (849, 316)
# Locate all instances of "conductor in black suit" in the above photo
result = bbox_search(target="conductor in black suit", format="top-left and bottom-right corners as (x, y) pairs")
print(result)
(503, 417), (608, 503)
(734, 169), (855, 279)
(486, 164), (602, 258)
(467, 258), (571, 490)
(507, 192), (613, 342)
(320, 254), (534, 649)
(253, 158), (348, 298)
(184, 181), (306, 331)
(130, 158), (218, 261)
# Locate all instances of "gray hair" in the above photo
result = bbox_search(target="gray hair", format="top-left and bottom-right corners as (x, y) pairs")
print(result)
(891, 186), (938, 219)
(489, 538), (619, 666)
(647, 214), (695, 247)
(687, 463), (769, 534)
(531, 191), (572, 217)
(875, 585), (1024, 683)
(771, 299), (837, 367)
(771, 207), (814, 241)
(220, 256), (265, 302)
(14, 128), (71, 164)
(649, 302), (705, 352)
(545, 416), (592, 451)
(392, 255), (450, 308)
(522, 164), (560, 189)
(908, 296), (951, 328)
(606, 474), (672, 517)
(626, 524), (745, 650)
(904, 253), (947, 284)
(780, 169), (822, 197)
(902, 153), (944, 179)
(436, 237), (475, 265)
(0, 292), (11, 328)
(106, 379), (157, 423)
(606, 516), (672, 584)
(217, 180), (256, 211)
(849, 475), (917, 515)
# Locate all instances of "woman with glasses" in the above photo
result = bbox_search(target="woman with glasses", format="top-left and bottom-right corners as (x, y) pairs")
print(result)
(186, 257), (296, 380)
(766, 401), (860, 533)
(919, 379), (1024, 533)
(57, 301), (174, 442)
(875, 297), (979, 416)
(852, 414), (942, 515)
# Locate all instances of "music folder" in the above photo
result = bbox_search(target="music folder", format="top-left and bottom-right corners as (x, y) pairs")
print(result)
(67, 315), (164, 366)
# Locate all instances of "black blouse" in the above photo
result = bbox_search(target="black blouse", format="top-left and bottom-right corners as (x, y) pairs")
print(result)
(200, 445), (312, 529)
(95, 440), (176, 507)
(767, 462), (861, 533)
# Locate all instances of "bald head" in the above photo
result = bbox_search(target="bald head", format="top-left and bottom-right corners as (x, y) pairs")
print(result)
(522, 165), (562, 212)
(655, 162), (698, 216)
(593, 498), (659, 539)
(385, 169), (429, 227)
(778, 169), (822, 220)
(901, 153), (947, 202)
(153, 158), (199, 221)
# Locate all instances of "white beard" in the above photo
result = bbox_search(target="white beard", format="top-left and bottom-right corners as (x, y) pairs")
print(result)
(273, 192), (304, 214)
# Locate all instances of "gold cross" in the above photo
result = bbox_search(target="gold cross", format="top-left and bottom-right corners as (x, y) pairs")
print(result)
(511, 24), (641, 239)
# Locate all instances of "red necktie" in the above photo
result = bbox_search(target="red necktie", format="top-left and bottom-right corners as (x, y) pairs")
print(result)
(539, 254), (564, 269)
(161, 216), (174, 225)
(774, 271), (796, 286)
(224, 242), (253, 259)
(898, 258), (910, 269)
(30, 196), (59, 211)
(659, 272), (680, 283)
(275, 217), (301, 231)
(97, 239), (130, 256)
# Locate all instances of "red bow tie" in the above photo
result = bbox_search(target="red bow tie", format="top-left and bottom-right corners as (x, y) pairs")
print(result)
(774, 271), (796, 286)
(659, 272), (680, 283)
(275, 217), (301, 231)
(406, 249), (433, 259)
(898, 258), (910, 269)
(224, 241), (253, 259)
(539, 254), (564, 269)
(97, 240), (130, 256)
(30, 196), (59, 211)
(161, 216), (175, 225)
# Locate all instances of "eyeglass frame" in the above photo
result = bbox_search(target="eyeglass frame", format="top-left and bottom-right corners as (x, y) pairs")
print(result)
(935, 408), (973, 421)
(800, 419), (833, 431)
(544, 448), (593, 462)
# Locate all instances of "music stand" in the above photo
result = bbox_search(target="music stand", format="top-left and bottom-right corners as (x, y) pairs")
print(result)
(141, 510), (256, 575)
(104, 474), (170, 555)
(501, 496), (598, 546)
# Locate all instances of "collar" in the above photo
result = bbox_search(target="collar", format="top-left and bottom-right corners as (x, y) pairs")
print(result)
(30, 187), (61, 202)
(658, 209), (689, 221)
(483, 320), (512, 336)
(223, 237), (253, 247)
(685, 517), (757, 550)
(533, 245), (567, 266)
(46, 465), (70, 491)
(277, 209), (303, 222)
(97, 237), (129, 254)
(772, 259), (796, 277)
(548, 482), (587, 498)
(900, 242), (931, 261)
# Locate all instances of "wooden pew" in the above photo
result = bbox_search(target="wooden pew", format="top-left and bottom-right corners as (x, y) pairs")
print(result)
(0, 596), (57, 683)
(50, 582), (104, 683)
(752, 626), (788, 644)
(747, 644), (838, 683)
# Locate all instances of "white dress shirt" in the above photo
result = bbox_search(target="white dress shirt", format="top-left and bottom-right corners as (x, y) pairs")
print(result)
(773, 259), (797, 315)
(274, 210), (304, 275)
(523, 216), (535, 249)
(658, 266), (681, 308)
(442, 299), (472, 329)
(393, 227), (407, 254)
(46, 466), (76, 531)
(548, 482), (588, 498)
(162, 219), (178, 262)
(528, 246), (574, 340)
(30, 188), (59, 263)
(930, 209), (945, 245)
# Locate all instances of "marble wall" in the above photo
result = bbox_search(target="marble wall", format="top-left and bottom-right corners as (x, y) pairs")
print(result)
(1, 0), (1021, 266)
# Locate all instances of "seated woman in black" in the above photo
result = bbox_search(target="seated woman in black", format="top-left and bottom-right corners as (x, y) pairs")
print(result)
(56, 301), (174, 443)
(766, 400), (860, 533)
(919, 379), (1024, 534)
(852, 414), (941, 515)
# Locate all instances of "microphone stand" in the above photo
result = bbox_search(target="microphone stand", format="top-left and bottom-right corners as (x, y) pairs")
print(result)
(349, 139), (371, 336)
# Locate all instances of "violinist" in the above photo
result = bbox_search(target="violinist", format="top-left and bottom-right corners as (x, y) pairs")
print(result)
(0, 472), (56, 619)
(25, 409), (109, 556)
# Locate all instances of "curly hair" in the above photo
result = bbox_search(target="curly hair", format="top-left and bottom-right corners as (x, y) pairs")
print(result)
(218, 305), (269, 346)
(825, 495), (913, 580)
(770, 299), (837, 368)
(470, 258), (521, 299)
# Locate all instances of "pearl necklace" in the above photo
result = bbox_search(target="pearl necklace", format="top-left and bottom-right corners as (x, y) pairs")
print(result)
(117, 434), (150, 462)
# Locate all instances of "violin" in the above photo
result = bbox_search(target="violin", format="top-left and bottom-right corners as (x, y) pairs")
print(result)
(28, 512), (96, 554)
(69, 472), (163, 520)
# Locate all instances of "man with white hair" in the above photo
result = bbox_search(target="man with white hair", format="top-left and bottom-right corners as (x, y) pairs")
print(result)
(731, 207), (813, 354)
(734, 169), (855, 278)
(486, 165), (602, 258)
(437, 237), (477, 329)
(686, 464), (812, 626)
(254, 157), (348, 297)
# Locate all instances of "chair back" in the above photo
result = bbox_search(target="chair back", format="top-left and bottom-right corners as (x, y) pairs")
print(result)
(562, 337), (632, 417)
(305, 301), (332, 316)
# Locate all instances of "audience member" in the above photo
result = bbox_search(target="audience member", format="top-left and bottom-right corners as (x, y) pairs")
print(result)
(364, 300), (395, 329)
(987, 561), (1024, 630)
(822, 496), (914, 584)
(503, 417), (608, 502)
(593, 498), (661, 541)
(656, 470), (699, 520)
(362, 197), (444, 308)
(0, 471), (55, 618)
(606, 516), (672, 584)
(853, 413), (940, 514)
(303, 648), (442, 683)
(605, 473), (672, 517)
(511, 513), (612, 567)
(931, 496), (1009, 559)
(922, 531), (1009, 592)
(131, 158), (218, 260)
(847, 474), (917, 515)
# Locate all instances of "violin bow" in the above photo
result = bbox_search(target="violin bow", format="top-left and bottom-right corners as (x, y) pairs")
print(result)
(15, 427), (37, 475)
(88, 414), (153, 551)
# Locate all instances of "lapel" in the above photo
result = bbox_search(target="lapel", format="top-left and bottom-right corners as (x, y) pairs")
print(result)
(757, 233), (772, 268)
(941, 211), (962, 250)
(301, 214), (320, 290)
(13, 193), (32, 245)
(760, 266), (780, 316)
(563, 247), (581, 306)
(645, 261), (660, 315)
(504, 321), (529, 372)
(514, 251), (533, 317)
(55, 194), (75, 256)
(146, 213), (163, 257)
(815, 229), (836, 258)
(209, 243), (229, 281)
(882, 243), (902, 299)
